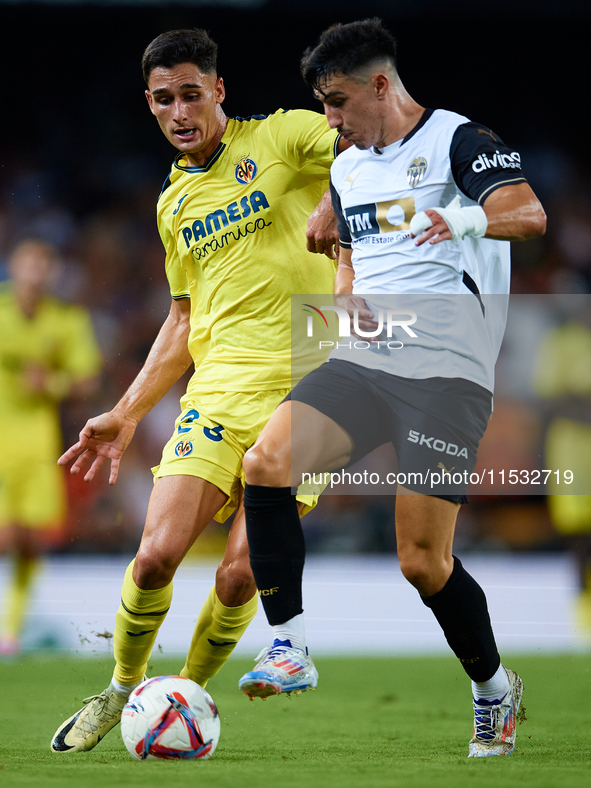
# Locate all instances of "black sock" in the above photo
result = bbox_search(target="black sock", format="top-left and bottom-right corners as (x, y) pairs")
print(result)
(244, 483), (305, 626)
(421, 556), (500, 682)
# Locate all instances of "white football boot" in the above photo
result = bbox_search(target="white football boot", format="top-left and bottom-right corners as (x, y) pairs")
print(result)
(50, 684), (130, 753)
(238, 638), (318, 699)
(468, 668), (524, 757)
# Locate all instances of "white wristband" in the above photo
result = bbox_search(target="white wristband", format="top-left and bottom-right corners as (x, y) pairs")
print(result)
(410, 200), (488, 242)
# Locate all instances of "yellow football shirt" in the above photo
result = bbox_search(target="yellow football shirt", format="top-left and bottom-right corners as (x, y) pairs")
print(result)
(0, 286), (102, 458)
(157, 109), (339, 395)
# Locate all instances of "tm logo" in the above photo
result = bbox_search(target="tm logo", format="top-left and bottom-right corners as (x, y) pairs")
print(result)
(302, 304), (418, 339)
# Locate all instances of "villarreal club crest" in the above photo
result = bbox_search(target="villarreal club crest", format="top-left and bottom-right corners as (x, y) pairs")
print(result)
(235, 156), (257, 185)
(174, 440), (194, 458)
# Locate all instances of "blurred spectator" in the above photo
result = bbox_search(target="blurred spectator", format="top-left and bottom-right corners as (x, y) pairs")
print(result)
(0, 240), (102, 654)
(532, 298), (591, 630)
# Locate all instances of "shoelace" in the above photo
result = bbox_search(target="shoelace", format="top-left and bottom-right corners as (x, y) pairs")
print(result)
(473, 701), (499, 740)
(82, 693), (104, 706)
(253, 644), (303, 667)
(78, 691), (122, 735)
(253, 646), (284, 664)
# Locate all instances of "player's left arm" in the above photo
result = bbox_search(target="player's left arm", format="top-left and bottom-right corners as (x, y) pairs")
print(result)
(477, 182), (546, 240)
(413, 182), (546, 245)
(411, 121), (546, 246)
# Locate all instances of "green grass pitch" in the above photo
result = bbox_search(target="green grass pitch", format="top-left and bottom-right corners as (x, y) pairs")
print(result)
(1, 654), (589, 788)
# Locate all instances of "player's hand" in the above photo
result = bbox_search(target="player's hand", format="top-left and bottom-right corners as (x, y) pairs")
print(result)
(335, 294), (379, 339)
(58, 411), (138, 486)
(410, 208), (453, 246)
(22, 363), (50, 395)
(306, 190), (340, 259)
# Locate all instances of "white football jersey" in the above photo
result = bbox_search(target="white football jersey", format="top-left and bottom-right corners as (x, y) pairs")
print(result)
(329, 108), (528, 392)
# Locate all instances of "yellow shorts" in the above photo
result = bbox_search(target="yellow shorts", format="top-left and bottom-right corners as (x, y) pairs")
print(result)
(0, 456), (66, 529)
(152, 389), (324, 523)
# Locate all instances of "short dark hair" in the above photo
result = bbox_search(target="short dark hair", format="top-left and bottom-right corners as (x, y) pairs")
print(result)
(301, 18), (397, 92)
(142, 29), (218, 84)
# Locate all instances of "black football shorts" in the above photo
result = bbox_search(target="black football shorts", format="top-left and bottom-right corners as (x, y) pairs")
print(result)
(287, 359), (492, 502)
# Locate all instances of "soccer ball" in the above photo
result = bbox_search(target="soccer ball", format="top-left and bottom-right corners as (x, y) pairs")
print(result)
(121, 676), (220, 761)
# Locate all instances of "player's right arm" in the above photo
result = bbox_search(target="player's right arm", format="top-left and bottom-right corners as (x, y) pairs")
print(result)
(59, 297), (192, 485)
(334, 246), (377, 335)
(331, 183), (377, 333)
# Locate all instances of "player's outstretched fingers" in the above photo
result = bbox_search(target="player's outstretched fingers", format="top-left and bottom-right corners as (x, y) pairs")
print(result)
(57, 442), (83, 466)
(69, 449), (95, 476)
(59, 425), (94, 468)
(107, 457), (121, 486)
(84, 454), (106, 483)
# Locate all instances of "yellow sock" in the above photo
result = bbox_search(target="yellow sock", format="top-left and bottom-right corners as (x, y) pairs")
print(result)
(113, 560), (173, 686)
(1, 555), (39, 641)
(180, 586), (257, 687)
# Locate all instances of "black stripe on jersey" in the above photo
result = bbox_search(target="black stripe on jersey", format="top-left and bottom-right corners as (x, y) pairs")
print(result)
(233, 114), (268, 121)
(159, 173), (172, 200)
(333, 133), (342, 159)
(174, 142), (226, 173)
(462, 271), (485, 317)
(450, 122), (527, 205)
(172, 294), (190, 300)
(400, 108), (435, 147)
(330, 179), (352, 247)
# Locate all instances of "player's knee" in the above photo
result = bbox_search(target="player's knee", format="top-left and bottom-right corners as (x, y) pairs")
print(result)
(133, 549), (178, 590)
(398, 548), (453, 596)
(215, 557), (256, 605)
(243, 443), (289, 486)
(398, 549), (436, 592)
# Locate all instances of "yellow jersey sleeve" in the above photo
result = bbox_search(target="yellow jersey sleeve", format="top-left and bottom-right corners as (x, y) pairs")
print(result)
(266, 109), (340, 175)
(158, 207), (190, 300)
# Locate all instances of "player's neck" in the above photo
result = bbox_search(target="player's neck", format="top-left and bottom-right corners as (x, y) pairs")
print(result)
(14, 285), (43, 318)
(377, 90), (425, 149)
(184, 109), (228, 168)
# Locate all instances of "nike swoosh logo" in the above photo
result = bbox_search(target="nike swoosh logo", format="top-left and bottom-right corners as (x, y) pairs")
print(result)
(207, 638), (235, 647)
(51, 712), (81, 751)
(126, 630), (155, 637)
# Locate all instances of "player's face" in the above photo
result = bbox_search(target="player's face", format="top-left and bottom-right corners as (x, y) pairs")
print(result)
(9, 243), (56, 292)
(316, 73), (385, 150)
(146, 63), (225, 165)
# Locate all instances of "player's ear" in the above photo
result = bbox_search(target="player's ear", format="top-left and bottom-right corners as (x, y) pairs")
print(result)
(215, 77), (225, 105)
(372, 73), (389, 99)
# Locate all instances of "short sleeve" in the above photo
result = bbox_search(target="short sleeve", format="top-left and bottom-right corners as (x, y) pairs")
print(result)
(330, 178), (352, 248)
(450, 122), (528, 205)
(158, 210), (190, 300)
(268, 109), (340, 174)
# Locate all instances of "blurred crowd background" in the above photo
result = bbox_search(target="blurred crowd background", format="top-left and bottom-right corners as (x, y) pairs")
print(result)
(1, 0), (590, 560)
